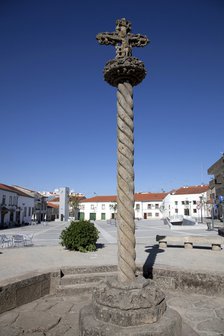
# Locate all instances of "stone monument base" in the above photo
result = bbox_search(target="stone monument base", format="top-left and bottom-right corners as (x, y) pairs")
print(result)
(79, 276), (182, 336)
(79, 304), (182, 336)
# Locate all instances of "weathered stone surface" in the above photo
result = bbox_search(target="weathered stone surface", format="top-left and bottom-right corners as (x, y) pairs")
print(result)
(215, 307), (224, 319)
(150, 266), (224, 296)
(0, 327), (20, 336)
(181, 322), (199, 336)
(92, 276), (166, 327)
(14, 311), (61, 332)
(0, 311), (19, 327)
(80, 304), (182, 336)
(104, 57), (147, 87)
(0, 286), (16, 314)
(16, 282), (41, 306)
(197, 318), (224, 333)
(96, 18), (149, 61)
(0, 272), (52, 314)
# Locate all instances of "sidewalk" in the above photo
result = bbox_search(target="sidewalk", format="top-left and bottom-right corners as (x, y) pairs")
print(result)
(1, 243), (224, 283)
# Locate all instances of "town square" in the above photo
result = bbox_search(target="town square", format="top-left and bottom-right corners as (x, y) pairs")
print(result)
(1, 1), (224, 335)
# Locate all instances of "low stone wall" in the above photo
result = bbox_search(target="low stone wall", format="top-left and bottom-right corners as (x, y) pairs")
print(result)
(0, 270), (60, 314)
(142, 265), (224, 296)
(1, 264), (224, 315)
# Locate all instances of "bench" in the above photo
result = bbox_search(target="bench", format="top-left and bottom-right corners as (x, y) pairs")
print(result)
(156, 235), (224, 251)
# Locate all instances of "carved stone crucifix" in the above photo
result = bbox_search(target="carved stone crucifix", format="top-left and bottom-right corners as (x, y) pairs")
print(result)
(96, 18), (149, 59)
(97, 19), (149, 283)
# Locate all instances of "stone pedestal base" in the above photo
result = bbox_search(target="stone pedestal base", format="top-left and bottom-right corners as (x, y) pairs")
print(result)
(79, 276), (182, 335)
(79, 304), (182, 336)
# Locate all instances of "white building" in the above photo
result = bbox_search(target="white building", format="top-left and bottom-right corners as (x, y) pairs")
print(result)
(13, 185), (47, 223)
(0, 183), (34, 227)
(59, 187), (69, 221)
(162, 185), (210, 221)
(79, 193), (167, 221)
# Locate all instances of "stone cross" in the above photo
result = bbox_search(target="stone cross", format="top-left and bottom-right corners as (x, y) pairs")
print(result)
(97, 19), (149, 283)
(80, 20), (183, 336)
(96, 18), (149, 59)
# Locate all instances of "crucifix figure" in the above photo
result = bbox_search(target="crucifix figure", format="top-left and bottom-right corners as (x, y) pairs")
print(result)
(96, 18), (149, 59)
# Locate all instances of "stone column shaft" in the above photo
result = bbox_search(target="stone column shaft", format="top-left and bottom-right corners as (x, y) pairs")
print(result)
(117, 82), (136, 282)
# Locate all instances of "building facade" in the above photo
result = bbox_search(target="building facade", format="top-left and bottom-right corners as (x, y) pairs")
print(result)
(208, 155), (224, 220)
(162, 185), (210, 221)
(79, 193), (167, 221)
(13, 185), (47, 223)
(0, 183), (34, 228)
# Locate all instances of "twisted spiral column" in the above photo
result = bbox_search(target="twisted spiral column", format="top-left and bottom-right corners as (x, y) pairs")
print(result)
(117, 82), (136, 283)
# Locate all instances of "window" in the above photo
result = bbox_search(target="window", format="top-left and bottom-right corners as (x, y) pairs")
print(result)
(193, 200), (196, 205)
(175, 201), (178, 205)
(193, 209), (197, 213)
(24, 207), (27, 217)
(136, 204), (140, 210)
(2, 195), (6, 205)
(155, 213), (159, 217)
(28, 207), (31, 216)
(182, 201), (185, 205)
(147, 204), (152, 209)
(185, 201), (189, 205)
(184, 209), (189, 216)
(101, 204), (105, 210)
(9, 196), (12, 205)
(147, 212), (152, 217)
(155, 204), (159, 209)
(175, 209), (178, 213)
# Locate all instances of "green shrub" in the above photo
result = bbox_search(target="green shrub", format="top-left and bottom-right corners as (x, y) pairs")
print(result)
(60, 220), (99, 252)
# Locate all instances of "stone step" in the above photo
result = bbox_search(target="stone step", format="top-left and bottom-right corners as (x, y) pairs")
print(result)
(56, 282), (99, 296)
(60, 265), (117, 276)
(60, 271), (118, 286)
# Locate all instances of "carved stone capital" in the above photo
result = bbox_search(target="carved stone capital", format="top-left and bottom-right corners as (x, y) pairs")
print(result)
(104, 57), (147, 87)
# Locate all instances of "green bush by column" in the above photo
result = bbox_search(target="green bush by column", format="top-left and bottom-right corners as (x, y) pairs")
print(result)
(60, 220), (99, 252)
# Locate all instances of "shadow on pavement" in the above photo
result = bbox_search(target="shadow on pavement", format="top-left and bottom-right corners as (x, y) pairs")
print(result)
(143, 244), (164, 279)
(96, 243), (105, 249)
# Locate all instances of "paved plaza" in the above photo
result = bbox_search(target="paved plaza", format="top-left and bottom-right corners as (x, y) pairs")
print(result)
(1, 219), (224, 335)
(1, 219), (224, 282)
(1, 289), (224, 336)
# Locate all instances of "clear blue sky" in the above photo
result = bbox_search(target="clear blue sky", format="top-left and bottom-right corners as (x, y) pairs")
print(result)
(1, 0), (224, 197)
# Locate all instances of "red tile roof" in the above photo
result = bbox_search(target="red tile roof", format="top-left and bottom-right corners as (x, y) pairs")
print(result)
(50, 197), (59, 202)
(47, 202), (59, 208)
(0, 183), (15, 192)
(173, 185), (209, 195)
(135, 193), (168, 201)
(81, 193), (167, 203)
(0, 183), (33, 197)
(82, 196), (117, 203)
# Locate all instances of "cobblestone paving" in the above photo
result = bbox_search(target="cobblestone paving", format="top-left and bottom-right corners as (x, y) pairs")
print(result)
(0, 291), (224, 336)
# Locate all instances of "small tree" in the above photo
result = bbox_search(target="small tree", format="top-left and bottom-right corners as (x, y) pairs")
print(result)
(69, 195), (81, 220)
(110, 202), (117, 219)
(60, 220), (99, 252)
